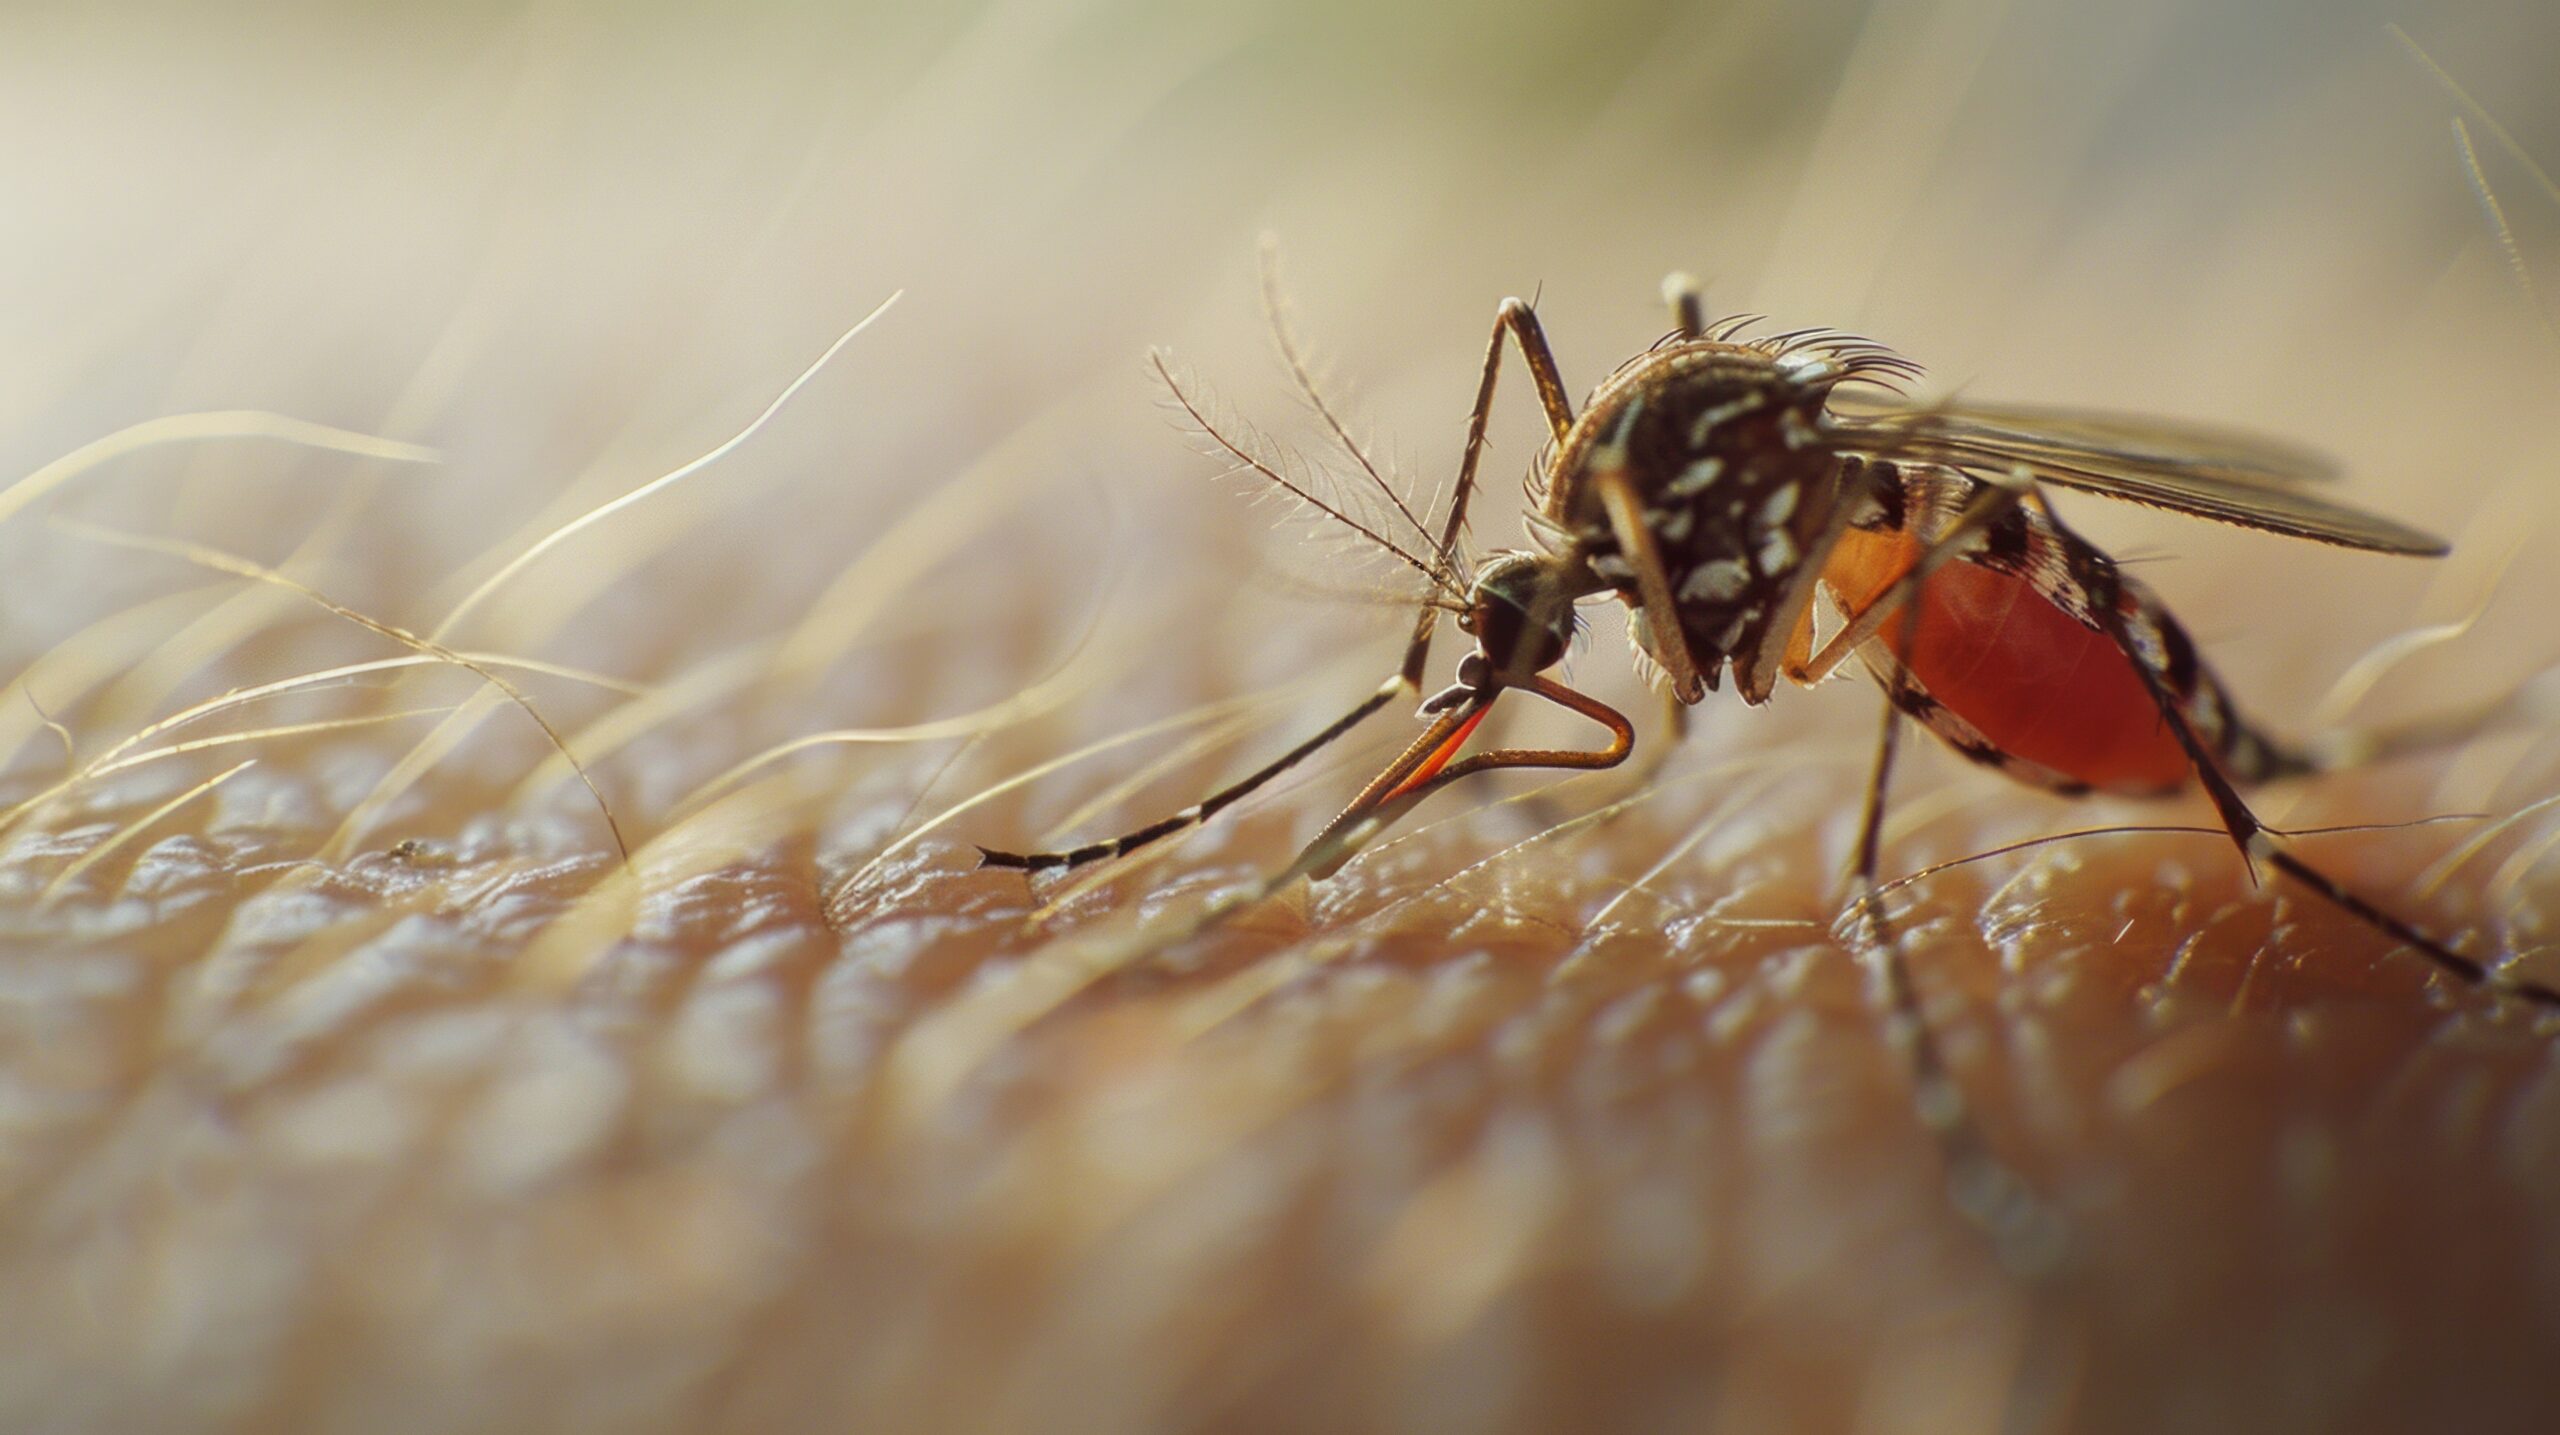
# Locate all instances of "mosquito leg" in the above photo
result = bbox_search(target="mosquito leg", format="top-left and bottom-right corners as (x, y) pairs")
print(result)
(1514, 676), (1690, 839)
(1267, 694), (1501, 889)
(1495, 297), (1578, 445)
(1848, 698), (1902, 944)
(1430, 296), (1574, 594)
(1849, 703), (1984, 1197)
(1414, 674), (1637, 789)
(1850, 657), (2068, 1267)
(1222, 298), (1582, 880)
(1079, 678), (1637, 1066)
(980, 577), (1476, 872)
(1367, 295), (1578, 692)
(1593, 467), (1709, 700)
(1662, 271), (1706, 339)
(1300, 673), (1636, 882)
(2044, 508), (2560, 1010)
(985, 297), (1570, 875)
(1808, 468), (2070, 1260)
(987, 293), (1580, 879)
(1845, 702), (1939, 1106)
(976, 677), (1414, 872)
(1788, 468), (2032, 686)
(1699, 457), (1867, 703)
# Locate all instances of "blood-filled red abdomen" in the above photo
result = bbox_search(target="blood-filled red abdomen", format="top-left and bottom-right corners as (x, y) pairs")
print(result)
(1820, 527), (2192, 793)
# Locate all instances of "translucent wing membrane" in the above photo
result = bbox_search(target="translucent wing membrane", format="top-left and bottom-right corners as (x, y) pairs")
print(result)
(1827, 392), (2448, 556)
(1831, 392), (2344, 481)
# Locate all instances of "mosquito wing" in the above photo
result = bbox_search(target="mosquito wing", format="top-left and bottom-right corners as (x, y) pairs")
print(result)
(1826, 391), (2448, 556)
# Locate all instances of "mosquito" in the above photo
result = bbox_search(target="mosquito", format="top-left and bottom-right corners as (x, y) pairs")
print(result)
(977, 273), (2556, 1221)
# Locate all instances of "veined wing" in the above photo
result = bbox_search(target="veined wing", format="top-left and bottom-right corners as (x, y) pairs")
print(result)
(1826, 391), (2447, 556)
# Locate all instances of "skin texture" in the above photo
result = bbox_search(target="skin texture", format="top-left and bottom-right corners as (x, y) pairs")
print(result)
(6, 4), (2560, 1433)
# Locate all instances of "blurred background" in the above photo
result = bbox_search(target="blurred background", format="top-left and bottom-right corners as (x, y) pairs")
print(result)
(5, 1), (2560, 1432)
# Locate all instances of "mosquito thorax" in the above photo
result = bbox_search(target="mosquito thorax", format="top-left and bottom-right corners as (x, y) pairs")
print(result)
(1541, 341), (1848, 704)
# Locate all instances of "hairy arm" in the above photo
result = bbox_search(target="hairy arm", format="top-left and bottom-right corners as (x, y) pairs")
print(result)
(7, 6), (2560, 1433)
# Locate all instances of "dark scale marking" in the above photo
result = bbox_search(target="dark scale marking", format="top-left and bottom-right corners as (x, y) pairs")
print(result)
(1952, 736), (2007, 764)
(1978, 505), (2033, 571)
(2087, 556), (2308, 786)
(1542, 342), (1862, 701)
(2153, 599), (2202, 698)
(1828, 463), (2318, 801)
(1859, 459), (1909, 533)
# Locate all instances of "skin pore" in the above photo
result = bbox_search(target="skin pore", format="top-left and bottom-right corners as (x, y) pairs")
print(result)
(6, 5), (2560, 1434)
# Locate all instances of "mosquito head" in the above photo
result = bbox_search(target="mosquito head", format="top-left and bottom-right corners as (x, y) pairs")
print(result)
(1429, 549), (1587, 712)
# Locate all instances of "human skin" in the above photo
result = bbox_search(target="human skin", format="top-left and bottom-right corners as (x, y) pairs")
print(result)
(5, 5), (2560, 1434)
(8, 550), (2556, 1435)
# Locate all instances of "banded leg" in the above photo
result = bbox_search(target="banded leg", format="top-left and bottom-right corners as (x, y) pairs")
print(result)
(1831, 475), (2560, 1009)
(981, 295), (1580, 874)
(977, 677), (1414, 871)
(2040, 507), (2560, 1010)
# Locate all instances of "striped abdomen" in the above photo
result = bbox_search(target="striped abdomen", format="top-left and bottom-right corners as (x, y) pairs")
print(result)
(1816, 496), (2305, 796)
